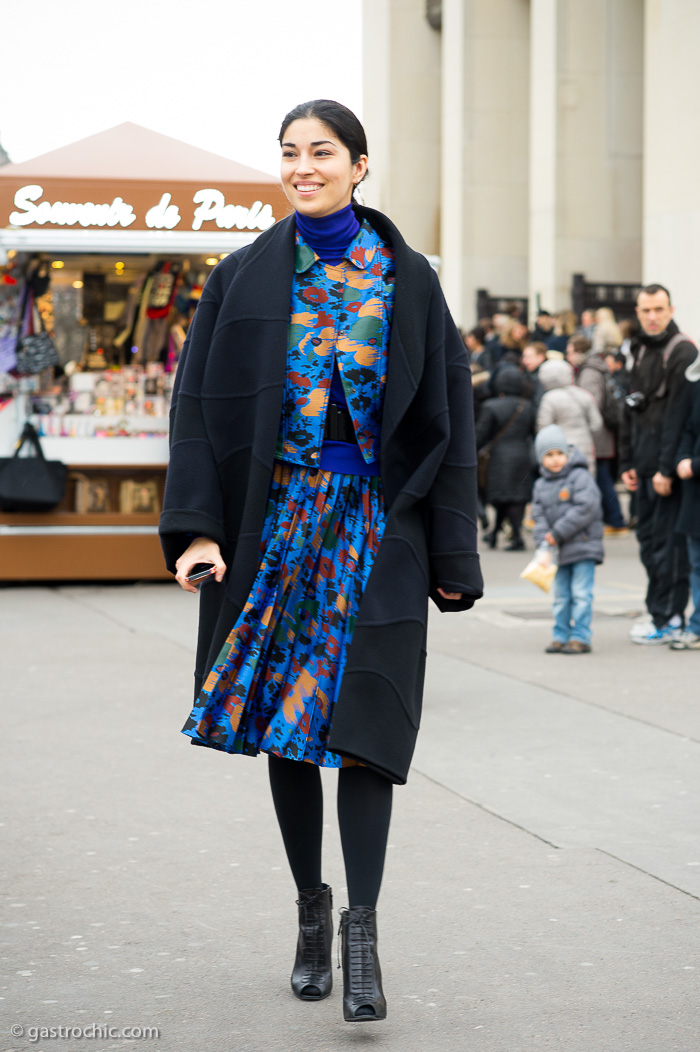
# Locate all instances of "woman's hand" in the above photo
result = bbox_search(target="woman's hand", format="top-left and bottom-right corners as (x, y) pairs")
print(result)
(677, 458), (694, 480)
(175, 537), (227, 594)
(437, 588), (463, 601)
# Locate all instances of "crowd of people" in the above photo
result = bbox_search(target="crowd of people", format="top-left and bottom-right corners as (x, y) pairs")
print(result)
(467, 286), (700, 654)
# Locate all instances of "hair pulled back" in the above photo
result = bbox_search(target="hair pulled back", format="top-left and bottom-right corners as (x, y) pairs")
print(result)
(279, 100), (369, 190)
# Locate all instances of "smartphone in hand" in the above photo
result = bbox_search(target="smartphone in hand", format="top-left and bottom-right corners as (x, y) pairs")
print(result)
(185, 563), (216, 584)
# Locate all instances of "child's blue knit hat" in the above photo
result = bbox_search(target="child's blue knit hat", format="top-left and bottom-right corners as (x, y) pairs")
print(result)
(535, 424), (569, 464)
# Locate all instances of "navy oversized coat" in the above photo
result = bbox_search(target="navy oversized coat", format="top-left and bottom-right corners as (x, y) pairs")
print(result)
(159, 205), (483, 784)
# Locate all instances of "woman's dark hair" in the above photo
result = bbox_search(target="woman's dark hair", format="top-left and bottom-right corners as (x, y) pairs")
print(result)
(279, 100), (369, 189)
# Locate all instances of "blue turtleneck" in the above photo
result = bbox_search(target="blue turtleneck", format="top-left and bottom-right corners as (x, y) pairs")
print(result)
(294, 202), (360, 265)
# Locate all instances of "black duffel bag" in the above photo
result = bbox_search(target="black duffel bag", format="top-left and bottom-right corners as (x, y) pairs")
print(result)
(0, 422), (67, 511)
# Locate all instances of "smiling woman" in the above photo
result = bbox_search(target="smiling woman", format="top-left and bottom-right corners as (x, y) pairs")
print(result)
(279, 99), (368, 218)
(159, 98), (483, 1026)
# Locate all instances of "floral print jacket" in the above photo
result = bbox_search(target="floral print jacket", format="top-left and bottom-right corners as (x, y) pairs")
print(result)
(277, 219), (396, 468)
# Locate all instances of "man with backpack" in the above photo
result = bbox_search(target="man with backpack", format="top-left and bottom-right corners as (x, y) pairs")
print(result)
(619, 284), (698, 645)
(572, 336), (628, 534)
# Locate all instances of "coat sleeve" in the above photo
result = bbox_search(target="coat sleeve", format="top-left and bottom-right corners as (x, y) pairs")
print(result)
(159, 260), (233, 573)
(426, 287), (484, 613)
(582, 389), (603, 433)
(531, 478), (549, 547)
(659, 343), (697, 477)
(550, 472), (601, 544)
(676, 412), (694, 466)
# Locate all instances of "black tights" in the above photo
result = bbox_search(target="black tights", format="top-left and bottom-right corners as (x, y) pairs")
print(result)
(268, 754), (393, 909)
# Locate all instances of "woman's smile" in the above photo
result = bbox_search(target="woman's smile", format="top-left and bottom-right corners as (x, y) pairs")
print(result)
(295, 182), (325, 196)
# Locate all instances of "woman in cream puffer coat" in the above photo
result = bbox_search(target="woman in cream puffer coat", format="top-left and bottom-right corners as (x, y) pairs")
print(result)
(536, 359), (602, 474)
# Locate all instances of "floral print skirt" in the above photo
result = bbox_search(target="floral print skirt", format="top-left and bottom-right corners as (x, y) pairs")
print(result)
(181, 461), (386, 767)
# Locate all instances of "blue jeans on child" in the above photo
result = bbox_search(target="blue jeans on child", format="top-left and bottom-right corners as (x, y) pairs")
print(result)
(552, 560), (596, 645)
(688, 537), (700, 637)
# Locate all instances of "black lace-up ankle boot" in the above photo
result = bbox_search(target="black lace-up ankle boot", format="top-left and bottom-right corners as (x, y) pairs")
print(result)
(339, 906), (387, 1022)
(290, 884), (333, 1001)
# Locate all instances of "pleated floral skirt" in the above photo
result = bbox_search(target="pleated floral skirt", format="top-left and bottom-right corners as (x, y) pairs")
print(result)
(181, 461), (386, 767)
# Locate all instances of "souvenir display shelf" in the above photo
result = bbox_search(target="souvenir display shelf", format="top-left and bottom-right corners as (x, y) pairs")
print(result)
(0, 396), (171, 581)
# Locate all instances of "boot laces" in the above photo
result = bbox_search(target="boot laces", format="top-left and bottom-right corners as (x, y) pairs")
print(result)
(338, 908), (375, 998)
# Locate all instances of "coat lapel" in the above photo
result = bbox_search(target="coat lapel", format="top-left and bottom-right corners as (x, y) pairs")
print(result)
(354, 206), (433, 453)
(220, 216), (296, 467)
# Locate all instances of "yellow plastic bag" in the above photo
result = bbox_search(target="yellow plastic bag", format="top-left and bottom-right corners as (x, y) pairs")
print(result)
(520, 545), (558, 593)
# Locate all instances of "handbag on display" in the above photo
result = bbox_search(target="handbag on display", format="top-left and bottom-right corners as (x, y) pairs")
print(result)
(14, 295), (60, 375)
(0, 422), (67, 512)
(15, 331), (60, 375)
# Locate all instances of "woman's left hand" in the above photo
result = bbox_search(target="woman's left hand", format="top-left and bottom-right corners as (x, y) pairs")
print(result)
(437, 588), (463, 601)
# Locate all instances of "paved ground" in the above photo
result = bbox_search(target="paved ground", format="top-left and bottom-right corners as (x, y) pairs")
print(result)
(2, 530), (699, 1051)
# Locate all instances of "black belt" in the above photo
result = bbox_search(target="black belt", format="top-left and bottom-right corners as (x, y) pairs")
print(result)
(324, 402), (357, 444)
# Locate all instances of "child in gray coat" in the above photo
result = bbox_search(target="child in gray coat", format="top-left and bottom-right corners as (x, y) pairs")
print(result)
(532, 425), (604, 653)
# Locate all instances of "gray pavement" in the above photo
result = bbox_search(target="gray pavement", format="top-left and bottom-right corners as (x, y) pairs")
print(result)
(2, 531), (699, 1051)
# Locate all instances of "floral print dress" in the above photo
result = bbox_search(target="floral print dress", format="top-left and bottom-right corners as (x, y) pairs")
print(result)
(182, 220), (396, 767)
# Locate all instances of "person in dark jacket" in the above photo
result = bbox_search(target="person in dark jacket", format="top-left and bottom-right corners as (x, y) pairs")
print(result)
(532, 425), (604, 654)
(159, 100), (483, 1023)
(575, 345), (627, 532)
(619, 284), (698, 645)
(476, 366), (535, 551)
(531, 309), (555, 345)
(521, 340), (547, 409)
(671, 355), (700, 650)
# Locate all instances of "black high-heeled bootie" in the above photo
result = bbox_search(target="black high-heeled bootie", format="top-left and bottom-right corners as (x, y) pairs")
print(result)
(339, 906), (387, 1022)
(291, 884), (333, 1001)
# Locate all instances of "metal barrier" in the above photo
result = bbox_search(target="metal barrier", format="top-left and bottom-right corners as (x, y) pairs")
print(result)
(476, 289), (528, 325)
(571, 273), (640, 320)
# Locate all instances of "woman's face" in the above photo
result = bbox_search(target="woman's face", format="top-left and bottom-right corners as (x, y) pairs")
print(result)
(280, 118), (367, 218)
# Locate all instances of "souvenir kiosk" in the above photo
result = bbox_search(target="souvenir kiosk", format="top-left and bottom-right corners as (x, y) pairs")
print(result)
(0, 123), (288, 580)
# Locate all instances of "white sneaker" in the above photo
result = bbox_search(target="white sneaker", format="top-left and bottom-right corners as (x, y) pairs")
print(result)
(629, 618), (653, 639)
(630, 622), (682, 646)
(669, 631), (700, 651)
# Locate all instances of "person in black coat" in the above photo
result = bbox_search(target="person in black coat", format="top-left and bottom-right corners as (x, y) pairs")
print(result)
(672, 356), (700, 649)
(476, 366), (535, 550)
(619, 285), (697, 642)
(159, 100), (483, 1022)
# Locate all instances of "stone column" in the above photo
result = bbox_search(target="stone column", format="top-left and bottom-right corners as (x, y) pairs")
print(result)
(361, 0), (442, 257)
(529, 0), (644, 314)
(643, 0), (700, 341)
(528, 0), (558, 316)
(441, 0), (531, 327)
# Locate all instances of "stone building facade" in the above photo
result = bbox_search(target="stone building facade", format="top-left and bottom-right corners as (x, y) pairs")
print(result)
(362, 0), (699, 339)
